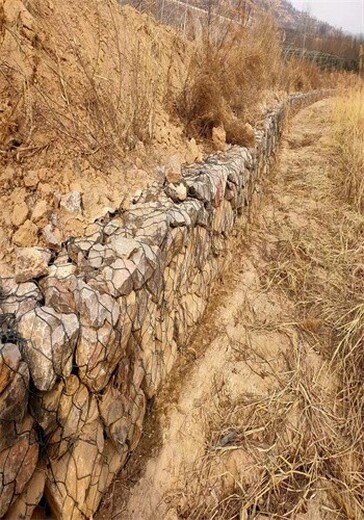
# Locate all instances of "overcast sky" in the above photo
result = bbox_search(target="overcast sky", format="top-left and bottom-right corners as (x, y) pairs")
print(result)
(288, 0), (364, 35)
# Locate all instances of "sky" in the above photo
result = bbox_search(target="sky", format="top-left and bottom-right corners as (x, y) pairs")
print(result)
(288, 0), (364, 35)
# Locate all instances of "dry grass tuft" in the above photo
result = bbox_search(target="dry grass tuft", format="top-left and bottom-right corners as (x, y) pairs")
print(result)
(259, 88), (364, 519)
(331, 87), (364, 211)
(175, 14), (283, 146)
(173, 9), (341, 147)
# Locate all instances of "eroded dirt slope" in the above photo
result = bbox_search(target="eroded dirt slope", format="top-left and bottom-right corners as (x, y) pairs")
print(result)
(0, 0), (198, 269)
(96, 98), (354, 520)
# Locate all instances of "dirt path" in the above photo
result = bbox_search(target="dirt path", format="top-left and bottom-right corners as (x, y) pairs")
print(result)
(97, 98), (344, 520)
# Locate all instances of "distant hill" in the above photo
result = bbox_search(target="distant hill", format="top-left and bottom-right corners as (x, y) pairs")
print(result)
(121, 0), (360, 62)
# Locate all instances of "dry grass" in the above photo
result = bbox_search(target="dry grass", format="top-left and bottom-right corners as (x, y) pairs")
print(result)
(0, 0), (184, 168)
(259, 89), (364, 518)
(331, 87), (364, 211)
(170, 90), (364, 520)
(174, 13), (282, 145)
(173, 9), (339, 147)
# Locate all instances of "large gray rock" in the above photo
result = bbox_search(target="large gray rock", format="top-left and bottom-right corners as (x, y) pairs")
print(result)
(99, 384), (146, 453)
(101, 259), (134, 297)
(108, 236), (140, 258)
(18, 307), (80, 391)
(47, 375), (91, 460)
(44, 396), (104, 520)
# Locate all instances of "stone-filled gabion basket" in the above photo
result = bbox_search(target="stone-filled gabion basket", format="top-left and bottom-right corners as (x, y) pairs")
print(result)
(0, 90), (331, 519)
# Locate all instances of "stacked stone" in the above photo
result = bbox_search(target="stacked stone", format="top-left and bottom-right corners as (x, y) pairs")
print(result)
(0, 90), (330, 519)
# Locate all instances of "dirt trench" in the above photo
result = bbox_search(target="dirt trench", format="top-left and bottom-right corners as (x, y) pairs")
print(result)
(97, 98), (343, 520)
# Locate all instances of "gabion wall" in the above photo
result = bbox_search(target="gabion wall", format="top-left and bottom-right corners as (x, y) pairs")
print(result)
(0, 90), (328, 519)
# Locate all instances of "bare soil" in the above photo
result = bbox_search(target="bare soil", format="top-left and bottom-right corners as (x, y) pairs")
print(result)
(0, 0), (199, 269)
(96, 98), (352, 520)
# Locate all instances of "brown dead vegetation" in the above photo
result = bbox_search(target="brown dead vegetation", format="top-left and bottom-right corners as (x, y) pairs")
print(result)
(173, 10), (343, 147)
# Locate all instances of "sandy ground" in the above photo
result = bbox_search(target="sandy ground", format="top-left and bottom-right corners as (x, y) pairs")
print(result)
(95, 98), (347, 520)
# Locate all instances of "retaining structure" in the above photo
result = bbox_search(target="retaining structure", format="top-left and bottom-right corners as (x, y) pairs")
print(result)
(0, 90), (330, 519)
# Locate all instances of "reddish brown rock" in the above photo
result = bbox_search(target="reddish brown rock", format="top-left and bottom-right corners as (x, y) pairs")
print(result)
(4, 468), (46, 520)
(0, 415), (39, 517)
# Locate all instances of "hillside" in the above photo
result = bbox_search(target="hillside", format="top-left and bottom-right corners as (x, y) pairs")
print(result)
(128, 0), (337, 33)
(0, 0), (199, 271)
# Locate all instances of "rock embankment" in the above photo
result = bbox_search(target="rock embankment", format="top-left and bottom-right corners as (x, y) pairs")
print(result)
(0, 91), (328, 519)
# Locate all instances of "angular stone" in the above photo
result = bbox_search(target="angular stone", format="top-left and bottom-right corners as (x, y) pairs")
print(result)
(31, 200), (50, 227)
(4, 468), (46, 520)
(99, 386), (130, 452)
(103, 218), (124, 236)
(0, 343), (22, 394)
(169, 206), (192, 228)
(30, 379), (64, 435)
(115, 333), (145, 395)
(164, 155), (182, 184)
(100, 384), (146, 454)
(185, 176), (213, 204)
(0, 415), (39, 518)
(76, 292), (133, 392)
(125, 205), (170, 246)
(42, 224), (62, 249)
(165, 182), (187, 203)
(207, 170), (228, 208)
(18, 307), (80, 391)
(41, 274), (79, 315)
(193, 226), (211, 270)
(60, 191), (82, 215)
(12, 220), (38, 247)
(164, 227), (188, 266)
(212, 200), (235, 234)
(47, 376), (91, 459)
(133, 289), (150, 331)
(0, 352), (29, 452)
(83, 439), (128, 518)
(128, 248), (154, 290)
(48, 262), (77, 279)
(15, 247), (51, 283)
(108, 236), (140, 258)
(0, 280), (42, 318)
(179, 199), (204, 226)
(11, 201), (29, 227)
(45, 400), (104, 520)
(88, 244), (115, 269)
(101, 259), (134, 297)
(76, 283), (120, 328)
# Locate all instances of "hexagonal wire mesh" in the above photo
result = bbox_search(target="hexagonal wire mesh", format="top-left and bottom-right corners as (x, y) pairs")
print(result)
(0, 90), (328, 519)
